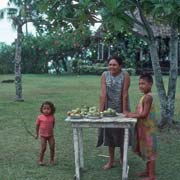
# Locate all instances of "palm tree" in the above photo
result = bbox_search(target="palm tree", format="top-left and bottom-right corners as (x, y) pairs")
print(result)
(0, 0), (40, 101)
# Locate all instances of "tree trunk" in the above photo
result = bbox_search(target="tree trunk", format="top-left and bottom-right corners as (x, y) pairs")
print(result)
(108, 45), (111, 58)
(97, 41), (100, 60)
(149, 30), (178, 128)
(167, 27), (178, 124)
(148, 41), (171, 127)
(101, 43), (104, 60)
(14, 25), (24, 101)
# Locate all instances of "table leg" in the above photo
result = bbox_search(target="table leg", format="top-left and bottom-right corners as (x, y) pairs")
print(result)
(73, 128), (80, 180)
(78, 128), (84, 170)
(122, 128), (129, 180)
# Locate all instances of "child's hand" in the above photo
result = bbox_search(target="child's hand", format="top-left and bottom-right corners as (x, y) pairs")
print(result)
(124, 111), (129, 117)
(126, 112), (136, 118)
(124, 112), (133, 118)
(123, 110), (128, 115)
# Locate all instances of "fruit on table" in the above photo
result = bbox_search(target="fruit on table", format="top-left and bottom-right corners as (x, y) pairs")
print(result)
(87, 106), (101, 117)
(67, 108), (82, 117)
(67, 106), (102, 117)
(80, 105), (89, 115)
(102, 108), (116, 116)
(67, 107), (117, 118)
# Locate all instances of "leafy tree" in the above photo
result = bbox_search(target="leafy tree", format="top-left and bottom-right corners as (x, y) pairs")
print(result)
(21, 35), (49, 73)
(0, 0), (41, 101)
(37, 0), (179, 127)
(101, 30), (149, 69)
(40, 28), (92, 73)
(20, 28), (92, 74)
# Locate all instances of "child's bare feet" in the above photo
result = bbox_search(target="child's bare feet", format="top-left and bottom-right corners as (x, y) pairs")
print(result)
(38, 161), (45, 166)
(103, 162), (115, 170)
(141, 176), (156, 180)
(136, 171), (148, 177)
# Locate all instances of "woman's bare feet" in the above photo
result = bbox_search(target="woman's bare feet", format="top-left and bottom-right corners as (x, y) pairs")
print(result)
(50, 160), (55, 165)
(103, 162), (115, 170)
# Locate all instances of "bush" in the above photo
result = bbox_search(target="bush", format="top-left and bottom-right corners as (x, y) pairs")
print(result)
(77, 64), (136, 76)
(123, 68), (136, 75)
(79, 65), (108, 75)
(71, 59), (136, 75)
(0, 43), (14, 74)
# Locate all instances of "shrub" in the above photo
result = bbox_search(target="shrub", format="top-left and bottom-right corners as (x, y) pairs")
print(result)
(79, 65), (108, 75)
(123, 68), (136, 75)
(0, 43), (14, 74)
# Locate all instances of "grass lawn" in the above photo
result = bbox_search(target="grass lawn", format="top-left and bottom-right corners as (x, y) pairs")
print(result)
(0, 74), (180, 180)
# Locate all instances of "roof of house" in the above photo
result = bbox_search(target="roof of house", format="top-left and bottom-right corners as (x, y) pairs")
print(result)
(133, 10), (171, 38)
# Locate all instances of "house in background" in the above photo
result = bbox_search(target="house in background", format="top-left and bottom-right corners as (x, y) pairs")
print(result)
(93, 18), (180, 75)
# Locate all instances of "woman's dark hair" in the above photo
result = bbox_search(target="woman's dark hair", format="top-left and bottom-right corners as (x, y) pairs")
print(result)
(140, 73), (153, 84)
(108, 55), (123, 66)
(40, 101), (56, 114)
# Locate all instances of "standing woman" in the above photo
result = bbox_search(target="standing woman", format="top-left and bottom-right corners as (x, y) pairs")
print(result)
(97, 55), (130, 170)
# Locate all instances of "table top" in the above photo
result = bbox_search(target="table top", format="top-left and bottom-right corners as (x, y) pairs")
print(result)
(65, 113), (137, 123)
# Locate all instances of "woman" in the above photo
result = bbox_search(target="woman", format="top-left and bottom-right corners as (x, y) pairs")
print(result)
(97, 55), (130, 170)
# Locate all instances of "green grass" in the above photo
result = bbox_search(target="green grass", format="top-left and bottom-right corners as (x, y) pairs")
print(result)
(0, 74), (180, 180)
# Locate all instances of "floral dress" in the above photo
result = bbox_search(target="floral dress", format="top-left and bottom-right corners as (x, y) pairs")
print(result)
(133, 93), (157, 161)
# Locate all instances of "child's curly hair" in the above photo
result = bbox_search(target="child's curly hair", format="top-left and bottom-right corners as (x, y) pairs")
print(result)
(40, 101), (56, 114)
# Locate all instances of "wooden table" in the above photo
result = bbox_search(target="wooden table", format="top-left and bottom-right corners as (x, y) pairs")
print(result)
(65, 114), (137, 180)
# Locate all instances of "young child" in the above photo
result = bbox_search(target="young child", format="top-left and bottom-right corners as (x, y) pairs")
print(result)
(125, 73), (157, 180)
(35, 101), (56, 165)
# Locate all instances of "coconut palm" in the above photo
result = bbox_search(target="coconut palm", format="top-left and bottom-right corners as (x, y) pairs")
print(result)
(0, 0), (40, 101)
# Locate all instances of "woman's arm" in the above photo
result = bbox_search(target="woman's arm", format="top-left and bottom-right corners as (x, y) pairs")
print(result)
(125, 95), (152, 119)
(99, 74), (107, 112)
(122, 72), (130, 113)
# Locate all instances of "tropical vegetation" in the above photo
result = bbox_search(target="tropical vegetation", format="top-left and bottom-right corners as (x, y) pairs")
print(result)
(1, 0), (180, 128)
(0, 74), (180, 180)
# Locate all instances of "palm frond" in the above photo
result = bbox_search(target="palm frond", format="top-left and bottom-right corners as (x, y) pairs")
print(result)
(8, 0), (23, 7)
(7, 8), (18, 16)
(11, 19), (18, 30)
(0, 10), (5, 19)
